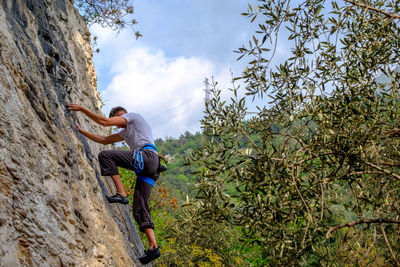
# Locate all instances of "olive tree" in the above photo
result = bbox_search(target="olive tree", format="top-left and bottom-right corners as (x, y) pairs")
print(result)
(185, 0), (400, 265)
(74, 0), (141, 38)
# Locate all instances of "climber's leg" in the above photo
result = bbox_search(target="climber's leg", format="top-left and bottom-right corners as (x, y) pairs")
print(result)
(110, 174), (127, 197)
(144, 227), (157, 249)
(98, 150), (134, 203)
(90, 172), (126, 197)
(139, 239), (161, 264)
(132, 179), (161, 264)
(132, 179), (155, 233)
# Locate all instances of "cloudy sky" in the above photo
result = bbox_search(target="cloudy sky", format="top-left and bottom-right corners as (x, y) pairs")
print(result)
(91, 0), (260, 139)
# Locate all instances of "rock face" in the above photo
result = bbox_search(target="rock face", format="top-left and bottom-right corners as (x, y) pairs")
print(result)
(0, 0), (146, 266)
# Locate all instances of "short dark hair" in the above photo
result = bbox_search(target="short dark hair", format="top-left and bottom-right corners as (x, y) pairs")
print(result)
(109, 106), (127, 117)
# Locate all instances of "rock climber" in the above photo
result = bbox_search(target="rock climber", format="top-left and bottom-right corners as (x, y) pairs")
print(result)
(67, 103), (161, 264)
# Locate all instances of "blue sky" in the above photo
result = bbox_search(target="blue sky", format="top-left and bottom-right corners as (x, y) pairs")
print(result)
(91, 0), (262, 139)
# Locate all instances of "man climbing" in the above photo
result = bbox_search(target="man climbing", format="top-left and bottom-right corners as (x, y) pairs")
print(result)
(67, 103), (161, 265)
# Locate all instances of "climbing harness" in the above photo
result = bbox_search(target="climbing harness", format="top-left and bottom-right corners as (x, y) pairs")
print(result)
(131, 143), (165, 187)
(131, 143), (158, 173)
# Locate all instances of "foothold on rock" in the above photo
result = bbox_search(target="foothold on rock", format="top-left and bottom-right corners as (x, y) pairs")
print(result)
(45, 56), (54, 73)
(51, 52), (60, 62)
(39, 29), (52, 44)
(46, 195), (58, 211)
(0, 216), (6, 226)
(59, 12), (68, 23)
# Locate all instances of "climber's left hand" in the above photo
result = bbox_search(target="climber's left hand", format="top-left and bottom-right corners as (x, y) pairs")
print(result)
(67, 103), (83, 112)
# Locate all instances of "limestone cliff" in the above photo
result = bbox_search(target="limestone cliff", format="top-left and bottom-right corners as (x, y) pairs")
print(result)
(0, 0), (146, 266)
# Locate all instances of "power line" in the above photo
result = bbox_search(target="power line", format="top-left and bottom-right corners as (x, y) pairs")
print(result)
(147, 101), (205, 129)
(144, 94), (202, 122)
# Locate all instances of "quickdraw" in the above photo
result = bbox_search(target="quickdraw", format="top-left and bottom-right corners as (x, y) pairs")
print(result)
(131, 143), (167, 174)
(132, 147), (145, 173)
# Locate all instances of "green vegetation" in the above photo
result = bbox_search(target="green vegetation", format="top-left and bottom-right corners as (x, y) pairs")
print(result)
(154, 131), (203, 200)
(119, 133), (265, 266)
(74, 0), (141, 38)
(181, 0), (400, 265)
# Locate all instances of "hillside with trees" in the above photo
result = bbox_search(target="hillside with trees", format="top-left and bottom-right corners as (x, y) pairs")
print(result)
(178, 0), (400, 265)
(155, 132), (203, 199)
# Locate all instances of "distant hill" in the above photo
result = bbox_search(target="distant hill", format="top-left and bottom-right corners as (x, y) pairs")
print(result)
(155, 131), (203, 200)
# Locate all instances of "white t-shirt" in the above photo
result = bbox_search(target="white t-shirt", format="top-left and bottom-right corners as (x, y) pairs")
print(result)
(118, 112), (154, 150)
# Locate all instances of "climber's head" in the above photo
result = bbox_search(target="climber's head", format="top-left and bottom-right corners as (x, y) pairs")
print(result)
(109, 106), (127, 118)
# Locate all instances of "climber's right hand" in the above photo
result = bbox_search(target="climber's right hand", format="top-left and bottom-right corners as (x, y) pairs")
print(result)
(75, 122), (83, 133)
(67, 103), (83, 112)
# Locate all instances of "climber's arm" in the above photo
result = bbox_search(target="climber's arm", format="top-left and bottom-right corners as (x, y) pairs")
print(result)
(67, 104), (127, 128)
(76, 123), (124, 145)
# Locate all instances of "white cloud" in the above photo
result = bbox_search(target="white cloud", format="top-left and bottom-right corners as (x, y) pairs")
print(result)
(92, 28), (233, 138)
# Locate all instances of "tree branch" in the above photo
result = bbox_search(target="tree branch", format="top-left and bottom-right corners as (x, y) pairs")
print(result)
(326, 218), (400, 238)
(240, 129), (263, 155)
(344, 0), (400, 19)
(380, 224), (400, 266)
(271, 131), (305, 147)
(385, 128), (400, 137)
(364, 161), (400, 180)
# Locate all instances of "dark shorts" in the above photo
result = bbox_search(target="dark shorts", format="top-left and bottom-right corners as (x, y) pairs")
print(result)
(98, 149), (159, 232)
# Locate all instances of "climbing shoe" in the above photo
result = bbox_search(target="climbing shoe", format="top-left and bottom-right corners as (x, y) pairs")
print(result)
(106, 193), (129, 205)
(139, 247), (161, 264)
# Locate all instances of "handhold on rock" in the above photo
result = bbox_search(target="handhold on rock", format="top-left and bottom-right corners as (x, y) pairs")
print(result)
(45, 55), (53, 73)
(0, 216), (6, 226)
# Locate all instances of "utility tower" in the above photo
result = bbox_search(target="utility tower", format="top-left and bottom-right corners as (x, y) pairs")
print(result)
(203, 78), (211, 104)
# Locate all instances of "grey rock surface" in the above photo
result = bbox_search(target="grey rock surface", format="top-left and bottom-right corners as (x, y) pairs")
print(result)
(0, 0), (148, 266)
